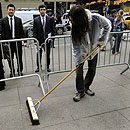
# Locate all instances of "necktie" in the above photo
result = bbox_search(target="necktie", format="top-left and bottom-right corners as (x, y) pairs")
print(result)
(10, 17), (13, 38)
(43, 18), (45, 38)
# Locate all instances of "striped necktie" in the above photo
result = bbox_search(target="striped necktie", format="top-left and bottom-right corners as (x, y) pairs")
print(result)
(43, 18), (45, 33)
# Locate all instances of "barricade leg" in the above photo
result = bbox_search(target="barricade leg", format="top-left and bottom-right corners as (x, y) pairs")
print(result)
(120, 51), (130, 75)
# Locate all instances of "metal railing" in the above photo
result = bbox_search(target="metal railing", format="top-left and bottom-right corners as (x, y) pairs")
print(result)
(0, 38), (45, 95)
(44, 31), (130, 90)
(0, 31), (129, 94)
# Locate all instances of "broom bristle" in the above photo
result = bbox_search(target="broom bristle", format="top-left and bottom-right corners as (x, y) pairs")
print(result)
(26, 97), (40, 125)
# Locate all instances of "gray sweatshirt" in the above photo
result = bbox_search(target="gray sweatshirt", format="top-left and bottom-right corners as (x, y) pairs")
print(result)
(72, 10), (111, 65)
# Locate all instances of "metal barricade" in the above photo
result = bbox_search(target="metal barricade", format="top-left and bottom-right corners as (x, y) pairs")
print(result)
(44, 31), (130, 90)
(44, 35), (73, 90)
(98, 31), (130, 73)
(0, 38), (45, 95)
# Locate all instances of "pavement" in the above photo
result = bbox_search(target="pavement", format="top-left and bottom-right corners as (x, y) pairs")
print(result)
(0, 31), (130, 130)
(0, 63), (130, 130)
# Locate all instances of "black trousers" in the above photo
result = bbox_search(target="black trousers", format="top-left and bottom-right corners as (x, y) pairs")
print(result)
(112, 33), (123, 54)
(8, 43), (23, 74)
(76, 54), (98, 93)
(0, 55), (5, 87)
(37, 41), (51, 69)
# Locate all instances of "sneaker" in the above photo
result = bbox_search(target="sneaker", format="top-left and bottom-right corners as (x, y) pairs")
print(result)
(73, 93), (85, 102)
(100, 48), (106, 51)
(115, 52), (120, 55)
(85, 89), (95, 96)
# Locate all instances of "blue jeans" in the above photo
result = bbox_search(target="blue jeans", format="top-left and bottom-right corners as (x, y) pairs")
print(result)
(75, 54), (98, 93)
(112, 33), (123, 54)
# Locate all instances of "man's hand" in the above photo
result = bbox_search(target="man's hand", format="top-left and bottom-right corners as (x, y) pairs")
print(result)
(97, 41), (104, 47)
(48, 39), (53, 43)
(34, 42), (38, 46)
(76, 62), (84, 68)
(24, 42), (28, 47)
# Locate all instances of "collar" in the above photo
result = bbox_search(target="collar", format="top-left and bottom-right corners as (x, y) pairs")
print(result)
(8, 15), (14, 20)
(40, 14), (47, 19)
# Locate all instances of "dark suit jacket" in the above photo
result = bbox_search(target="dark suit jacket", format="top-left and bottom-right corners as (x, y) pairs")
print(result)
(1, 16), (24, 72)
(33, 15), (56, 45)
(0, 19), (5, 80)
(0, 19), (2, 60)
(0, 47), (5, 81)
(1, 16), (24, 46)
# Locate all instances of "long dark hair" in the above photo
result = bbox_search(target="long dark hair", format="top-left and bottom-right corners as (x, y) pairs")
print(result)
(69, 5), (89, 42)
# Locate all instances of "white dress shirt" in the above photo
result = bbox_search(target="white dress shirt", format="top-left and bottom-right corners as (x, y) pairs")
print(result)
(8, 15), (15, 38)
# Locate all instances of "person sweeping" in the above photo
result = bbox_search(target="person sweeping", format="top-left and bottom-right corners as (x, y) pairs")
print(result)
(26, 5), (111, 125)
(68, 5), (111, 102)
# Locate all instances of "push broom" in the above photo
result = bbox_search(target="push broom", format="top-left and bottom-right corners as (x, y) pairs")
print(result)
(26, 46), (100, 125)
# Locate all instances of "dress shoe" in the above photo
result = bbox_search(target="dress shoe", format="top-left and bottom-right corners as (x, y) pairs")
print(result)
(85, 89), (95, 96)
(0, 83), (6, 91)
(35, 68), (39, 72)
(35, 65), (42, 72)
(18, 72), (23, 76)
(10, 73), (15, 77)
(73, 93), (85, 102)
(0, 86), (5, 91)
(47, 68), (51, 72)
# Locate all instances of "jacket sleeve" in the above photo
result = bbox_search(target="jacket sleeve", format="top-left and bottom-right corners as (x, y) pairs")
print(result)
(51, 17), (56, 36)
(0, 19), (2, 40)
(33, 19), (37, 39)
(1, 18), (5, 40)
(19, 18), (25, 38)
(72, 43), (82, 66)
(98, 15), (111, 43)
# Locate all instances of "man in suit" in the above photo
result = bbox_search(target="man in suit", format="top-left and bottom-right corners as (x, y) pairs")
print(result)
(1, 4), (24, 77)
(0, 19), (6, 91)
(33, 4), (56, 72)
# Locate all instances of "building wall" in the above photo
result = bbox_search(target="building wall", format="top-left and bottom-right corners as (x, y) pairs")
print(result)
(1, 0), (75, 17)
(1, 0), (42, 17)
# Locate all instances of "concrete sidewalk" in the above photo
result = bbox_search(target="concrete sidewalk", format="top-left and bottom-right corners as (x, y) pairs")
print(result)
(0, 64), (130, 130)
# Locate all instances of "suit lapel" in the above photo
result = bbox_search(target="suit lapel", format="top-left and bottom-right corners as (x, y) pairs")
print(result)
(38, 16), (42, 24)
(38, 16), (43, 30)
(45, 16), (48, 31)
(14, 16), (16, 35)
(5, 17), (10, 31)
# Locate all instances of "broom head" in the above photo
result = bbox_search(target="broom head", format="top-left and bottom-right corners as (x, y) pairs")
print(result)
(26, 97), (40, 125)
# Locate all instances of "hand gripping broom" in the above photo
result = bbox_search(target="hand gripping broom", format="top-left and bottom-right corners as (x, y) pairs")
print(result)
(26, 46), (100, 125)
